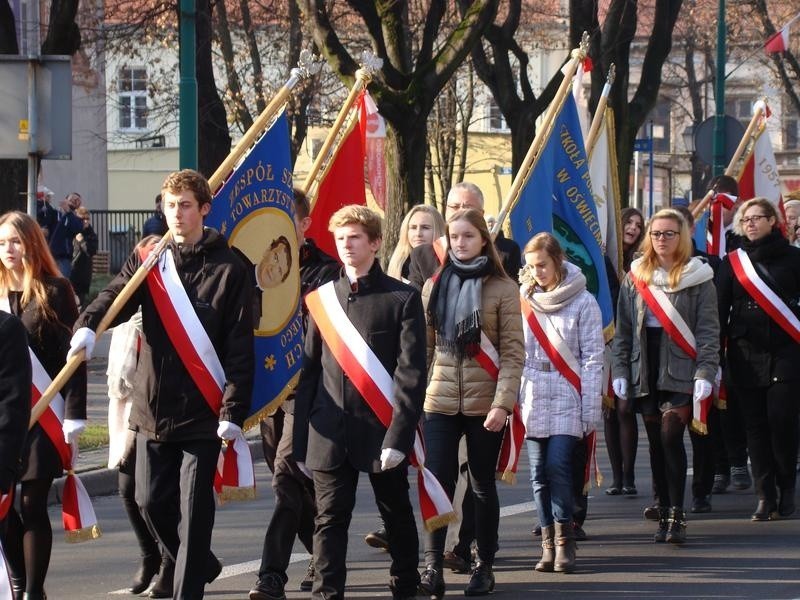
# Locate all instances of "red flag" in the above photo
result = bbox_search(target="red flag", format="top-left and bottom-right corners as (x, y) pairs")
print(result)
(765, 27), (790, 54)
(307, 102), (368, 260)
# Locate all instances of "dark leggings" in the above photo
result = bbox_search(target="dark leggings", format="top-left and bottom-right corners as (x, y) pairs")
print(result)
(3, 478), (54, 594)
(642, 328), (691, 509)
(603, 396), (638, 488)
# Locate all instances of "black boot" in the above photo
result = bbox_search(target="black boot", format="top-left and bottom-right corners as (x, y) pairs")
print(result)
(779, 488), (796, 518)
(751, 499), (777, 521)
(653, 507), (668, 543)
(665, 507), (686, 544)
(418, 564), (445, 599)
(148, 554), (175, 599)
(128, 553), (162, 594)
(464, 562), (494, 596)
(9, 573), (24, 600)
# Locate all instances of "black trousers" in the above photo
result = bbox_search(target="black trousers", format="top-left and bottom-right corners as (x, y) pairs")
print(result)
(258, 410), (315, 583)
(738, 383), (799, 502)
(135, 433), (219, 600)
(715, 385), (750, 472)
(312, 461), (419, 599)
(689, 405), (718, 499)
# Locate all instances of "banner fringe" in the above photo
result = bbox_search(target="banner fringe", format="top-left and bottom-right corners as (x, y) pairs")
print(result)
(64, 524), (102, 543)
(423, 511), (457, 533)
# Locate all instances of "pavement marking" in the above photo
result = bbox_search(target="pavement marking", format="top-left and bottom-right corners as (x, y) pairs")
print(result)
(109, 504), (536, 593)
(109, 553), (312, 593)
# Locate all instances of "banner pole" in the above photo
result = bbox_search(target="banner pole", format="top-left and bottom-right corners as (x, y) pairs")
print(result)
(586, 64), (615, 158)
(494, 32), (590, 235)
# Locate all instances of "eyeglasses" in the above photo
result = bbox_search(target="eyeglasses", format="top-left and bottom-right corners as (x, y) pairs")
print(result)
(649, 230), (679, 240)
(739, 214), (770, 225)
(446, 203), (473, 211)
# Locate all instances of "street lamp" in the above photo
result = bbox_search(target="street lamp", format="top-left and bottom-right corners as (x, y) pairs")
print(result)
(682, 124), (699, 202)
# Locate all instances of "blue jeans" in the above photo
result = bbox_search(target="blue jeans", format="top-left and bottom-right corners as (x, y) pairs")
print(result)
(527, 435), (578, 527)
(55, 256), (72, 278)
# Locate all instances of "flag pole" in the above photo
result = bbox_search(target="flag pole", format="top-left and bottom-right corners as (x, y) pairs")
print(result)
(303, 51), (383, 205)
(29, 52), (323, 429)
(493, 32), (590, 235)
(691, 99), (766, 219)
(585, 64), (615, 158)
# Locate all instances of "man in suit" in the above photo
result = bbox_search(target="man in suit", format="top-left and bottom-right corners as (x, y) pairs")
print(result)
(293, 205), (426, 600)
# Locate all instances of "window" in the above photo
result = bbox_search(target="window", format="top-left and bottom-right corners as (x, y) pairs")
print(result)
(725, 97), (752, 130)
(118, 67), (148, 130)
(639, 100), (671, 153)
(487, 100), (508, 132)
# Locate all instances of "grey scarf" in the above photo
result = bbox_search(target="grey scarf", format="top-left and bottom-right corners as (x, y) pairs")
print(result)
(431, 252), (490, 357)
(520, 261), (587, 313)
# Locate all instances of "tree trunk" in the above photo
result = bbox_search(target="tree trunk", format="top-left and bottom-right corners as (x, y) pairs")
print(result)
(195, 0), (230, 178)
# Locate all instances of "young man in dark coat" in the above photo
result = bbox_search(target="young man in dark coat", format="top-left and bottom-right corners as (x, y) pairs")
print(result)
(69, 169), (254, 599)
(249, 189), (340, 600)
(293, 205), (426, 600)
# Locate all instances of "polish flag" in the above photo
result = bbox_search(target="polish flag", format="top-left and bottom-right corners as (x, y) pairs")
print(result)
(765, 14), (800, 54)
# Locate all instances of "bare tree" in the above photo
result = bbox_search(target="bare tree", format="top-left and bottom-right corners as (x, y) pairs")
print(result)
(296, 0), (499, 251)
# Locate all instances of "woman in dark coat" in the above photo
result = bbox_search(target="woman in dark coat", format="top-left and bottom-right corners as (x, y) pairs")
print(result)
(69, 206), (98, 309)
(0, 211), (87, 599)
(716, 197), (800, 521)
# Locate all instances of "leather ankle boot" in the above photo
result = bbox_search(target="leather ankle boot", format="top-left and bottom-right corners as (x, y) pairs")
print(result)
(21, 593), (46, 600)
(653, 507), (669, 543)
(418, 564), (445, 599)
(464, 562), (494, 596)
(751, 499), (777, 521)
(553, 521), (576, 573)
(128, 553), (162, 594)
(666, 507), (686, 544)
(9, 575), (24, 600)
(535, 525), (555, 572)
(148, 554), (175, 599)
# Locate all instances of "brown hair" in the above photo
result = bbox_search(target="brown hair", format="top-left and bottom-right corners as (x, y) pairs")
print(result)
(161, 169), (213, 207)
(636, 208), (693, 289)
(621, 206), (645, 272)
(523, 232), (566, 287)
(329, 205), (382, 241)
(293, 188), (311, 220)
(0, 211), (62, 322)
(445, 208), (507, 278)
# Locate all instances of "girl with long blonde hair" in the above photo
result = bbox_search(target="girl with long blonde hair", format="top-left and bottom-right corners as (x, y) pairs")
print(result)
(0, 211), (87, 599)
(387, 204), (445, 282)
(611, 208), (719, 544)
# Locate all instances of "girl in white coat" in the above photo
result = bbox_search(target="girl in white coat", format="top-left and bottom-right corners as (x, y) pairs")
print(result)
(518, 233), (604, 574)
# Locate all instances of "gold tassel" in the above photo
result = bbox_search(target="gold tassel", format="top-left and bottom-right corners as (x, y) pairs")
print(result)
(495, 470), (516, 485)
(423, 511), (457, 533)
(714, 396), (727, 410)
(602, 394), (615, 410)
(65, 524), (102, 543)
(690, 419), (708, 436)
(218, 486), (257, 505)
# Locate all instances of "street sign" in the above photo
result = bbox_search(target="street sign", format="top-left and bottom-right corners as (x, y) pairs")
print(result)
(496, 166), (513, 175)
(693, 115), (745, 166)
(633, 138), (652, 152)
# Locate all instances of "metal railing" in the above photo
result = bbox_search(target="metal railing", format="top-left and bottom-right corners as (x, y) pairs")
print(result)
(89, 210), (153, 273)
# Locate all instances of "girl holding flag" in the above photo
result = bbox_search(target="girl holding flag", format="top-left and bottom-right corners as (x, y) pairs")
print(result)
(0, 211), (87, 599)
(716, 198), (800, 521)
(612, 208), (719, 544)
(419, 208), (523, 598)
(518, 233), (604, 574)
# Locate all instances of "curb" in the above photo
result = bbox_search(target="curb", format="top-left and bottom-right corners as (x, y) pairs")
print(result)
(48, 437), (266, 506)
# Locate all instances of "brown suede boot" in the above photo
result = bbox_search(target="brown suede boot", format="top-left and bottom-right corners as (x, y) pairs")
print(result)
(553, 521), (576, 573)
(534, 525), (555, 572)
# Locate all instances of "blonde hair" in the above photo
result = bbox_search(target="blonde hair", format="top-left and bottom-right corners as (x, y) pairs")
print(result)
(328, 204), (382, 241)
(635, 208), (692, 289)
(732, 197), (782, 236)
(387, 205), (445, 280)
(445, 208), (508, 278)
(0, 211), (63, 322)
(523, 232), (566, 288)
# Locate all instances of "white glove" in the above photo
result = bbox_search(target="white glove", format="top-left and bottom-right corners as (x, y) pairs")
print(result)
(68, 327), (96, 361)
(612, 378), (628, 400)
(380, 448), (405, 471)
(714, 366), (722, 388)
(63, 418), (86, 444)
(693, 379), (713, 403)
(296, 461), (313, 479)
(216, 421), (242, 441)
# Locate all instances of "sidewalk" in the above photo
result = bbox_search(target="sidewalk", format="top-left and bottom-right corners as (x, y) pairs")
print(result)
(49, 329), (264, 504)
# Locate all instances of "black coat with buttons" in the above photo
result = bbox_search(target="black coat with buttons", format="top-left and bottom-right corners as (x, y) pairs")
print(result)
(716, 230), (800, 387)
(292, 260), (427, 473)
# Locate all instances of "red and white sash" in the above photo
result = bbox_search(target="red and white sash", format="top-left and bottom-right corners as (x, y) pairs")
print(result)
(707, 193), (736, 259)
(475, 333), (525, 485)
(142, 247), (255, 502)
(729, 249), (800, 344)
(30, 349), (101, 542)
(432, 236), (447, 265)
(520, 298), (602, 488)
(305, 282), (455, 531)
(520, 300), (581, 395)
(631, 275), (712, 434)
